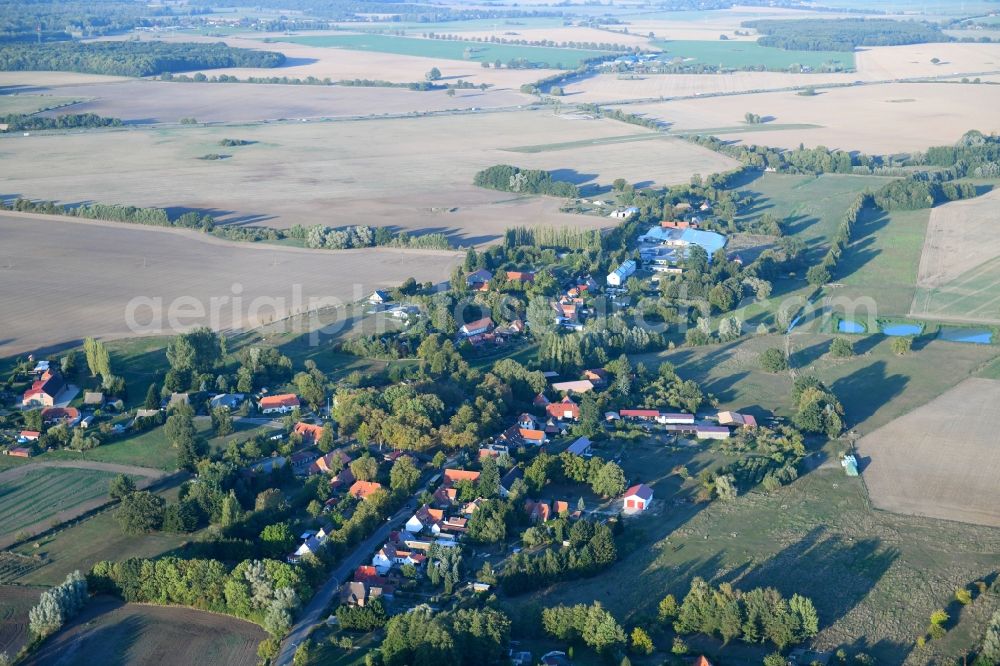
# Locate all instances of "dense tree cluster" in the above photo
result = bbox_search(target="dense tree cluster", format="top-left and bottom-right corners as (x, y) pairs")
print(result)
(744, 18), (949, 51)
(0, 41), (285, 77)
(791, 375), (844, 437)
(501, 518), (617, 594)
(381, 605), (511, 666)
(89, 557), (307, 635)
(28, 571), (88, 638)
(290, 223), (451, 250)
(542, 602), (627, 653)
(336, 597), (388, 631)
(474, 165), (579, 198)
(0, 112), (121, 131)
(872, 178), (977, 211)
(673, 578), (819, 649)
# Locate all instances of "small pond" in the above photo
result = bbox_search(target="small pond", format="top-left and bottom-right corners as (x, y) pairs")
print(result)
(938, 327), (993, 345)
(838, 320), (865, 334)
(881, 323), (923, 336)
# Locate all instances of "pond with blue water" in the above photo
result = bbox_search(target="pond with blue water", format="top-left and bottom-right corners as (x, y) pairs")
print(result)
(880, 323), (923, 336)
(938, 327), (993, 344)
(838, 320), (865, 334)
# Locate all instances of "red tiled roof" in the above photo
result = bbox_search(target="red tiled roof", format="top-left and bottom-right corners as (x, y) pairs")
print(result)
(506, 271), (535, 282)
(41, 407), (79, 421)
(620, 409), (659, 418)
(519, 428), (545, 441)
(260, 393), (300, 409)
(443, 468), (481, 485)
(349, 480), (383, 499)
(293, 422), (324, 441)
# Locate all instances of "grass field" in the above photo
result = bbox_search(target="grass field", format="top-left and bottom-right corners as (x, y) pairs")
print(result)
(24, 597), (266, 666)
(911, 188), (1000, 325)
(652, 39), (855, 71)
(510, 466), (1000, 665)
(275, 33), (610, 68)
(737, 173), (897, 266)
(0, 585), (36, 656)
(857, 377), (1000, 528)
(7, 481), (199, 587)
(0, 467), (123, 539)
(833, 206), (931, 318)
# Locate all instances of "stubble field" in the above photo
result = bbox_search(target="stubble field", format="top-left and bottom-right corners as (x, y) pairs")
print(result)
(24, 598), (266, 666)
(1, 111), (735, 237)
(911, 188), (1000, 325)
(0, 214), (461, 355)
(613, 82), (1000, 152)
(857, 377), (1000, 528)
(29, 78), (533, 124)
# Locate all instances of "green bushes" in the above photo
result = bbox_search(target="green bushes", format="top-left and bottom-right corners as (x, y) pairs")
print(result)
(473, 164), (579, 198)
(0, 112), (122, 131)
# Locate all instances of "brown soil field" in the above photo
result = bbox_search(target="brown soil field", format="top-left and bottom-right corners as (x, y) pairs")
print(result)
(27, 78), (531, 124)
(0, 71), (129, 90)
(2, 111), (735, 235)
(0, 213), (461, 356)
(914, 188), (1000, 292)
(24, 597), (266, 666)
(612, 82), (1000, 152)
(126, 32), (559, 88)
(0, 585), (36, 656)
(564, 71), (858, 102)
(857, 377), (1000, 528)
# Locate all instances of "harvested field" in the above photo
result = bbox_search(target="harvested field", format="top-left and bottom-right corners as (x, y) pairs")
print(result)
(854, 41), (1000, 81)
(0, 466), (124, 540)
(0, 71), (128, 90)
(0, 94), (88, 116)
(1, 112), (735, 238)
(857, 377), (1000, 528)
(0, 585), (35, 656)
(911, 188), (1000, 325)
(0, 214), (461, 356)
(28, 78), (532, 124)
(614, 82), (1000, 152)
(119, 33), (559, 87)
(24, 597), (266, 666)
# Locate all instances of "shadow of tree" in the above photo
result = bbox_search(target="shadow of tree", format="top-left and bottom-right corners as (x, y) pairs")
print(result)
(830, 360), (908, 427)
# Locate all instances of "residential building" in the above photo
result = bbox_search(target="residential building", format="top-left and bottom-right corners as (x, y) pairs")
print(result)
(41, 406), (80, 427)
(348, 480), (383, 500)
(258, 393), (300, 414)
(620, 409), (659, 421)
(519, 428), (547, 446)
(309, 449), (351, 475)
(18, 430), (40, 442)
(608, 206), (639, 220)
(546, 396), (580, 421)
(656, 412), (695, 425)
(459, 317), (494, 338)
(465, 269), (493, 290)
(696, 425), (730, 440)
(293, 421), (325, 443)
(566, 436), (592, 456)
(500, 467), (524, 499)
(83, 392), (105, 406)
(717, 411), (757, 428)
(551, 379), (594, 394)
(623, 483), (654, 512)
(21, 369), (64, 407)
(368, 290), (391, 305)
(210, 393), (245, 410)
(406, 505), (445, 534)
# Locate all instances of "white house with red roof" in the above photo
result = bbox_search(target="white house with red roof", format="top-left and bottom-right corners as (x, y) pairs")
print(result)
(22, 369), (64, 408)
(459, 316), (494, 338)
(623, 483), (654, 512)
(546, 396), (580, 421)
(258, 393), (300, 414)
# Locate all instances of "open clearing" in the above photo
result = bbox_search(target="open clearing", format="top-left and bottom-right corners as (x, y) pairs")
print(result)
(614, 82), (1000, 152)
(0, 214), (461, 356)
(26, 78), (532, 124)
(0, 467), (126, 539)
(1, 112), (735, 238)
(858, 378), (1000, 528)
(911, 188), (1000, 325)
(0, 94), (87, 115)
(276, 33), (609, 68)
(25, 598), (266, 666)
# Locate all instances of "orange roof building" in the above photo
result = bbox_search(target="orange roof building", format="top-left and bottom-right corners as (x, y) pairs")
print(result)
(259, 393), (300, 412)
(348, 480), (383, 500)
(293, 421), (325, 442)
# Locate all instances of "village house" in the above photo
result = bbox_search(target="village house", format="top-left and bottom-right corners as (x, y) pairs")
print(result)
(41, 406), (80, 427)
(656, 412), (695, 425)
(433, 468), (481, 506)
(500, 467), (524, 499)
(405, 505), (445, 534)
(459, 316), (494, 338)
(566, 436), (592, 457)
(696, 425), (731, 440)
(519, 428), (547, 446)
(83, 391), (105, 407)
(329, 465), (355, 491)
(308, 449), (352, 475)
(505, 271), (535, 283)
(21, 369), (64, 408)
(290, 450), (319, 475)
(546, 396), (580, 421)
(623, 483), (654, 512)
(465, 269), (493, 291)
(583, 368), (608, 385)
(7, 447), (33, 458)
(17, 430), (41, 443)
(340, 580), (385, 607)
(258, 393), (300, 414)
(368, 289), (391, 305)
(349, 480), (383, 500)
(608, 206), (639, 220)
(210, 393), (245, 410)
(620, 408), (659, 421)
(293, 421), (325, 444)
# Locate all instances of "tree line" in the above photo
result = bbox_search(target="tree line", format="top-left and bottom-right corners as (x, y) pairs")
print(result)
(474, 164), (579, 198)
(743, 18), (949, 51)
(0, 112), (122, 131)
(0, 41), (285, 77)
